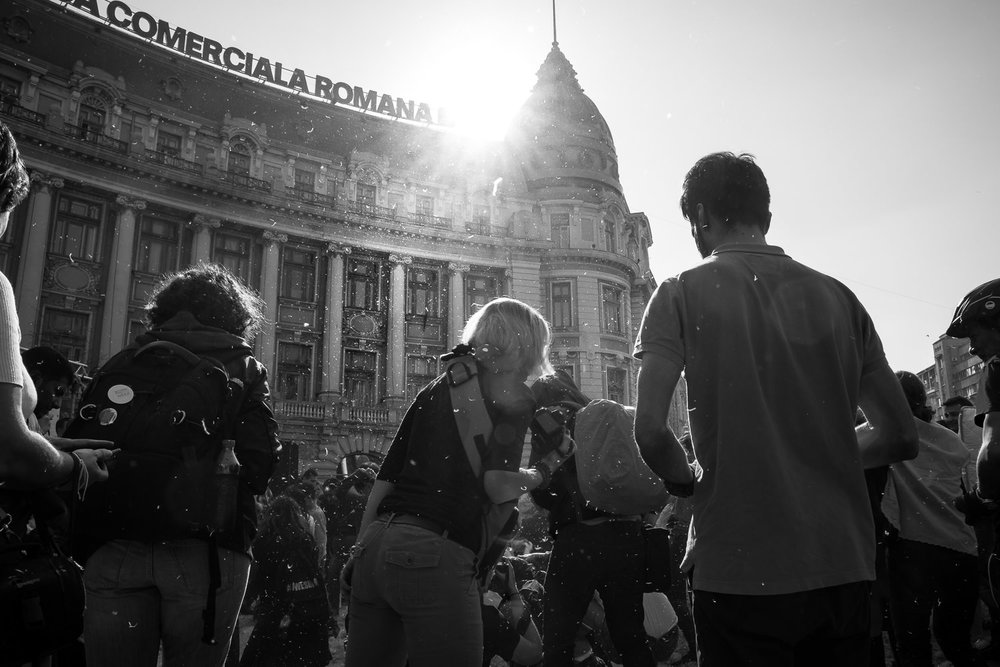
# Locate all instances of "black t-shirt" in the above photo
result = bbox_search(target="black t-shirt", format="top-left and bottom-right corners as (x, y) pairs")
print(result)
(976, 357), (1000, 427)
(378, 365), (533, 553)
(481, 604), (521, 666)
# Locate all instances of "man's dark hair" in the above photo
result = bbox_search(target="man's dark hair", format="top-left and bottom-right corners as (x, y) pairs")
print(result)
(943, 396), (974, 409)
(0, 121), (30, 214)
(301, 467), (319, 481)
(531, 369), (591, 408)
(145, 263), (265, 340)
(679, 152), (770, 228)
(895, 370), (933, 422)
(21, 346), (76, 384)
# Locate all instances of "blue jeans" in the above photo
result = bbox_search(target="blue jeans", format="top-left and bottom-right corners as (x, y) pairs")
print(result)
(83, 539), (250, 667)
(344, 517), (482, 667)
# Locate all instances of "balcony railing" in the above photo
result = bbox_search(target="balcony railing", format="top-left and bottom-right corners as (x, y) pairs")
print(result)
(144, 149), (204, 176)
(273, 400), (329, 420)
(413, 213), (452, 228)
(65, 124), (128, 154)
(217, 170), (273, 194)
(1, 101), (46, 127)
(344, 200), (399, 222)
(271, 400), (401, 426)
(289, 186), (335, 208)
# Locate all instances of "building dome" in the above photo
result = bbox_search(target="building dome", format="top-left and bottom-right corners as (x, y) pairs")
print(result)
(506, 43), (623, 200)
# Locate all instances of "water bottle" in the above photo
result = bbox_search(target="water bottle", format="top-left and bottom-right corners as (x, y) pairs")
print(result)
(212, 439), (241, 533)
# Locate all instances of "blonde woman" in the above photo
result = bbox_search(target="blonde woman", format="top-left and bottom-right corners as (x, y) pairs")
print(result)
(344, 297), (570, 667)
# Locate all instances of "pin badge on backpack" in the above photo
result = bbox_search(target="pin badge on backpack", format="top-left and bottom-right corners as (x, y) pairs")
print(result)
(107, 385), (134, 404)
(98, 407), (118, 426)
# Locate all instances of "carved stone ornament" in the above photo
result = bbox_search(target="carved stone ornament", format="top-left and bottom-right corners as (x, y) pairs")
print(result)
(115, 195), (147, 211)
(161, 76), (184, 102)
(326, 243), (352, 256)
(447, 262), (470, 274)
(189, 214), (221, 230)
(348, 313), (377, 336)
(3, 15), (33, 44)
(29, 172), (64, 191)
(263, 230), (288, 244)
(46, 260), (98, 296)
(388, 254), (413, 266)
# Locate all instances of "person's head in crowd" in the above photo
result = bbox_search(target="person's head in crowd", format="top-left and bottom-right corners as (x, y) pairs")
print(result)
(679, 151), (771, 258)
(0, 120), (30, 234)
(145, 263), (264, 341)
(21, 346), (76, 418)
(895, 371), (934, 423)
(301, 467), (322, 494)
(259, 495), (311, 543)
(947, 278), (1000, 363)
(531, 368), (590, 408)
(940, 396), (974, 433)
(462, 297), (553, 381)
(284, 481), (316, 512)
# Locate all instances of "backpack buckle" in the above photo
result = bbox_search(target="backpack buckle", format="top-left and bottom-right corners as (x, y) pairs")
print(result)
(446, 359), (477, 387)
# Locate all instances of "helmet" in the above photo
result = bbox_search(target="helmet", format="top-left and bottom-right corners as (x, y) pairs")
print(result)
(946, 278), (1000, 338)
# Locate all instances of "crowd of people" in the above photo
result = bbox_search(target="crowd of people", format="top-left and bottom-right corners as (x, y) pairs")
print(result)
(2, 113), (1000, 667)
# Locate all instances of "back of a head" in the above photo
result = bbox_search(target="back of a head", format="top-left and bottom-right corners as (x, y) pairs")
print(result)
(531, 369), (591, 408)
(21, 346), (75, 383)
(947, 278), (1000, 338)
(0, 121), (29, 214)
(679, 152), (770, 228)
(943, 396), (974, 409)
(145, 263), (264, 340)
(260, 495), (305, 540)
(895, 370), (931, 422)
(461, 297), (552, 378)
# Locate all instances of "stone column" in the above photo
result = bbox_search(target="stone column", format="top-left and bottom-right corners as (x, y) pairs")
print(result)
(447, 262), (469, 348)
(189, 214), (220, 265)
(15, 172), (63, 343)
(99, 195), (146, 361)
(321, 243), (350, 401)
(258, 230), (286, 372)
(386, 254), (411, 407)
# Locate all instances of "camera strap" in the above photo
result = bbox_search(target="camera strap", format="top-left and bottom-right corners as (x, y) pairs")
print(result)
(442, 347), (519, 589)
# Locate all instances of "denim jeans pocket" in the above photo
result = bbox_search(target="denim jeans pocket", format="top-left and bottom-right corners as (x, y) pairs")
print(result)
(385, 539), (443, 609)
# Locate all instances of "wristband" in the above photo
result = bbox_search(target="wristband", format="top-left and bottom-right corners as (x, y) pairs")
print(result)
(533, 463), (552, 490)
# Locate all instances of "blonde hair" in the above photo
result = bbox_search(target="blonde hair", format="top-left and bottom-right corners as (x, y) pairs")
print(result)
(462, 298), (553, 378)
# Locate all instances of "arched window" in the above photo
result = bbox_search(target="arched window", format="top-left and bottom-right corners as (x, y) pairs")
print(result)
(227, 141), (251, 175)
(78, 94), (107, 141)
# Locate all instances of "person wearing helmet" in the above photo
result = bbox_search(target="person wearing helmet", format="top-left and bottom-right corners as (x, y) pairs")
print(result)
(947, 279), (1000, 499)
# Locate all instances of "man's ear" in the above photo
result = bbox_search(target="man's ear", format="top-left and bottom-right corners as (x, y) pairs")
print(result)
(761, 211), (772, 236)
(695, 203), (708, 228)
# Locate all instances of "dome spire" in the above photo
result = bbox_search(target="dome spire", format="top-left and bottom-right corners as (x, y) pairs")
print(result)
(552, 0), (558, 46)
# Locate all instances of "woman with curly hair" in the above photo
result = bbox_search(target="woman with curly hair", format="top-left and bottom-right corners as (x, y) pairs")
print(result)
(78, 263), (279, 667)
(240, 495), (332, 667)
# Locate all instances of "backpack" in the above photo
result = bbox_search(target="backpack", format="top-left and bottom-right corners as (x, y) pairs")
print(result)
(573, 399), (669, 516)
(442, 346), (520, 590)
(64, 340), (243, 548)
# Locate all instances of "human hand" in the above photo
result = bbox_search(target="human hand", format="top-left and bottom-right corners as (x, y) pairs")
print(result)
(340, 556), (355, 596)
(75, 448), (117, 486)
(51, 436), (115, 452)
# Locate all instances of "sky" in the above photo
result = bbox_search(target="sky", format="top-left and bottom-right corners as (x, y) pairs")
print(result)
(60, 0), (1000, 374)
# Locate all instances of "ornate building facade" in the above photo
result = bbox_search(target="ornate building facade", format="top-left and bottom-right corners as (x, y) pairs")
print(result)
(0, 1), (685, 476)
